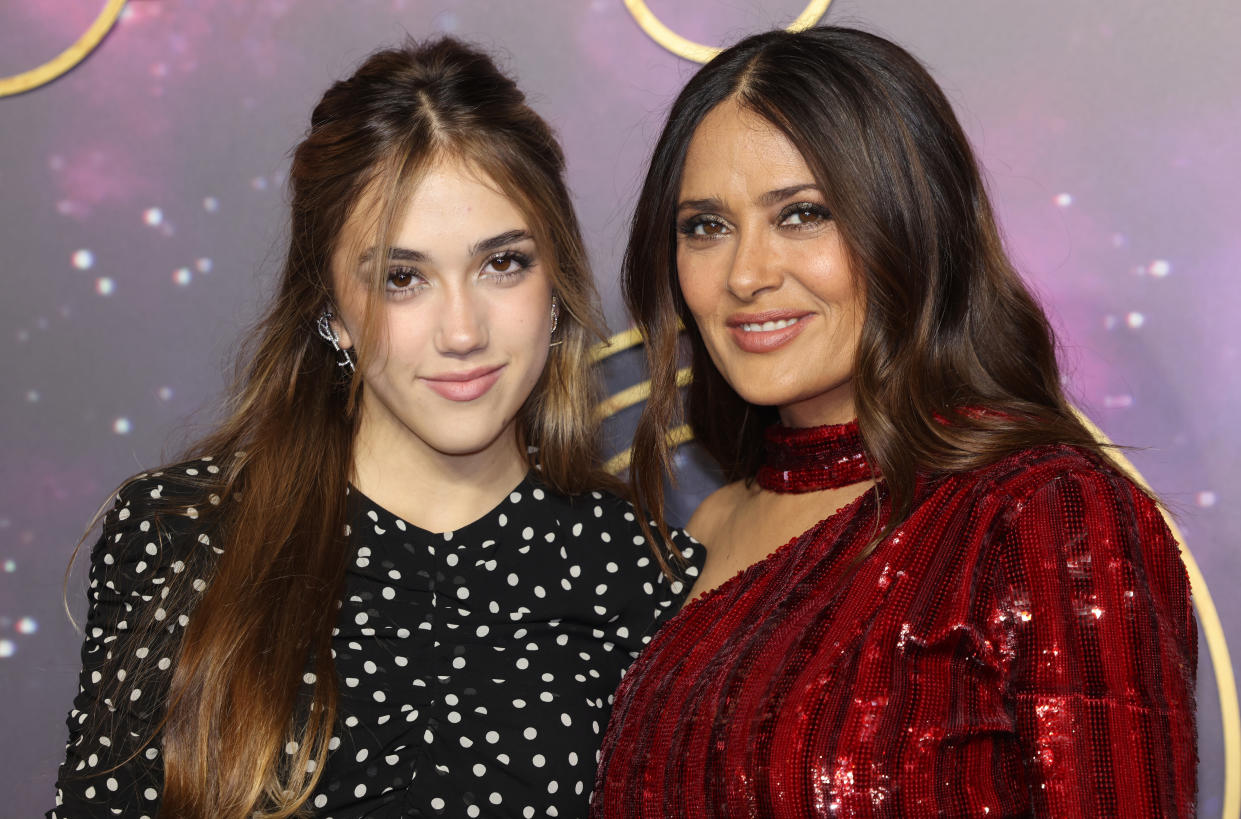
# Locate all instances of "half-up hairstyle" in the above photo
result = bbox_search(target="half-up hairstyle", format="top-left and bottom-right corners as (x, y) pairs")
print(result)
(82, 37), (615, 818)
(626, 25), (1108, 545)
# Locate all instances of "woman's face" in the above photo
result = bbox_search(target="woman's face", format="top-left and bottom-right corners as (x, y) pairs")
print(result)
(332, 158), (554, 459)
(676, 100), (864, 428)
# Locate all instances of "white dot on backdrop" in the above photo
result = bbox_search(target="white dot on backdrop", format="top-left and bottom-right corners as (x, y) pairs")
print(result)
(1126, 312), (1145, 329)
(1197, 491), (1217, 508)
(251, 176), (268, 190)
(143, 207), (163, 226)
(1054, 193), (1073, 207)
(173, 267), (192, 286)
(113, 418), (132, 435)
(95, 277), (115, 296)
(16, 617), (36, 635)
(158, 387), (174, 401)
(203, 196), (219, 212)
(0, 640), (14, 658)
(1148, 259), (1172, 278)
(25, 390), (39, 403)
(196, 257), (212, 273)
(2, 560), (14, 573)
(72, 249), (94, 270)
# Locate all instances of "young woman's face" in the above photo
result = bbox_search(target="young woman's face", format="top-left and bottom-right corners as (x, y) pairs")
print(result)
(675, 100), (865, 428)
(332, 159), (554, 459)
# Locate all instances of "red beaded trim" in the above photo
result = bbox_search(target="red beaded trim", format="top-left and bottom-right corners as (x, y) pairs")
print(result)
(756, 420), (873, 493)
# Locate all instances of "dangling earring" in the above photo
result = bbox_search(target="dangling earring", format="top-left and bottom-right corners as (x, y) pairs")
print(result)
(316, 309), (356, 374)
(549, 296), (563, 347)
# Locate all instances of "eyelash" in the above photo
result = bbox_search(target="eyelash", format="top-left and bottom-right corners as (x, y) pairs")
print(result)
(482, 250), (534, 281)
(678, 215), (730, 238)
(778, 202), (832, 227)
(677, 202), (833, 239)
(383, 250), (535, 300)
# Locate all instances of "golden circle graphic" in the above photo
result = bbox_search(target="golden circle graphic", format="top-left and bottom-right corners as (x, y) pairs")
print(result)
(0, 0), (128, 98)
(594, 329), (1239, 818)
(624, 0), (832, 63)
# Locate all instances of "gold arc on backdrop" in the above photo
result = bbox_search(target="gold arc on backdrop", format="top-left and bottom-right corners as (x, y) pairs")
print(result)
(623, 0), (833, 63)
(0, 0), (128, 97)
(594, 326), (1238, 819)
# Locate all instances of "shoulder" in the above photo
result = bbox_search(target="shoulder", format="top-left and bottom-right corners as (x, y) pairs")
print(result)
(945, 444), (1151, 514)
(951, 445), (1173, 560)
(91, 458), (225, 582)
(685, 480), (748, 546)
(526, 476), (703, 576)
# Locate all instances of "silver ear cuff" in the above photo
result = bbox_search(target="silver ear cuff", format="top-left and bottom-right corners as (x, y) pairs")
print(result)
(550, 296), (562, 347)
(317, 309), (356, 374)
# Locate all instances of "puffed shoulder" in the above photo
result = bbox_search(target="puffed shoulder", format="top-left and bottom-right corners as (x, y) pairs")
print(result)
(89, 458), (227, 597)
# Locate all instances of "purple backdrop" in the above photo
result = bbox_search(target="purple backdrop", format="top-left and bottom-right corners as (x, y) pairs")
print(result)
(2, 1), (1237, 815)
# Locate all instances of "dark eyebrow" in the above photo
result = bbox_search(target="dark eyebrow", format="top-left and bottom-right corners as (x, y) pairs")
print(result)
(676, 197), (723, 214)
(357, 230), (532, 265)
(358, 246), (428, 264)
(758, 184), (821, 206)
(471, 229), (533, 257)
(676, 185), (821, 214)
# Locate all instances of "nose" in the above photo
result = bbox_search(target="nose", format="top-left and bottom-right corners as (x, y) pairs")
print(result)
(725, 226), (782, 300)
(435, 285), (488, 356)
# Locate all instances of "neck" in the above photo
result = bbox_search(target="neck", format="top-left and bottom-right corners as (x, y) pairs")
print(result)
(350, 407), (528, 534)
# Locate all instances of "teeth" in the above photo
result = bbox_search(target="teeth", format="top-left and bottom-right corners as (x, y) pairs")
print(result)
(741, 317), (800, 332)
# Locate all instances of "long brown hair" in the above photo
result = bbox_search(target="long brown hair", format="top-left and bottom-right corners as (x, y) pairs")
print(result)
(626, 26), (1108, 543)
(88, 37), (616, 818)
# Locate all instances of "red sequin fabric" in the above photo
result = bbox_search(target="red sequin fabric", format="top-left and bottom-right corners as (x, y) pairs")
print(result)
(592, 423), (1197, 817)
(757, 421), (873, 492)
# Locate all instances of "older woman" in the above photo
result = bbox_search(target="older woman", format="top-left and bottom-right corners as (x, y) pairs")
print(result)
(594, 26), (1195, 818)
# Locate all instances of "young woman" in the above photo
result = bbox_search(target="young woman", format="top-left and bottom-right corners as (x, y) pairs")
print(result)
(50, 38), (698, 819)
(594, 26), (1195, 818)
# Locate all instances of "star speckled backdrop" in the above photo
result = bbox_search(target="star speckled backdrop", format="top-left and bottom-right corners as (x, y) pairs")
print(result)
(1, 1), (1237, 815)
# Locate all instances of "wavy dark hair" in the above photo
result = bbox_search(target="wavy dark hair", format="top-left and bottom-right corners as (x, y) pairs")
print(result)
(626, 25), (1107, 545)
(76, 37), (617, 818)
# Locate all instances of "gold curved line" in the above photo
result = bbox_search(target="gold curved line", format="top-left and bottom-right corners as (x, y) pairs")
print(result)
(604, 423), (693, 475)
(1072, 409), (1239, 819)
(0, 0), (128, 98)
(591, 326), (646, 363)
(623, 0), (832, 64)
(596, 368), (692, 420)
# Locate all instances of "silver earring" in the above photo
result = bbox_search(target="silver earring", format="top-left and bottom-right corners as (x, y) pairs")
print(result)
(549, 296), (562, 347)
(316, 309), (355, 374)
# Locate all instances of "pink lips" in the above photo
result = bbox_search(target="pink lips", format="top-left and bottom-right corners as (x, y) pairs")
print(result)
(725, 310), (812, 354)
(421, 365), (505, 402)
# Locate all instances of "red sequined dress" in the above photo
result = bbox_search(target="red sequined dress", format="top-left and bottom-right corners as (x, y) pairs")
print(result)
(592, 421), (1196, 817)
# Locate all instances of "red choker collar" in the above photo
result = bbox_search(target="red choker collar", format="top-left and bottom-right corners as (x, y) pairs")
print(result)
(756, 420), (873, 493)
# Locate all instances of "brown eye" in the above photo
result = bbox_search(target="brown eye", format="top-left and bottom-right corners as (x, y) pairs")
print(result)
(491, 256), (513, 273)
(388, 270), (414, 288)
(780, 203), (831, 227)
(700, 220), (726, 236)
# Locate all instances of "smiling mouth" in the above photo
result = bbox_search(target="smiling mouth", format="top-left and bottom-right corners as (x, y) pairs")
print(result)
(421, 365), (506, 402)
(740, 317), (802, 332)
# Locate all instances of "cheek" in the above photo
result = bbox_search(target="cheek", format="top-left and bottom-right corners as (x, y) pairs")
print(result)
(676, 255), (717, 320)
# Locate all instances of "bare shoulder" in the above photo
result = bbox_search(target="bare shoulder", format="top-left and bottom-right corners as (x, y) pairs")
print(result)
(685, 480), (751, 545)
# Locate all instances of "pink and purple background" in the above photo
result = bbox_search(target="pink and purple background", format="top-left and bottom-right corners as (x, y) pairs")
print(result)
(1, 1), (1237, 814)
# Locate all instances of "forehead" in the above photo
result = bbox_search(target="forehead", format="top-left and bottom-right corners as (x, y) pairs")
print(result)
(393, 158), (528, 240)
(342, 156), (530, 251)
(680, 100), (814, 196)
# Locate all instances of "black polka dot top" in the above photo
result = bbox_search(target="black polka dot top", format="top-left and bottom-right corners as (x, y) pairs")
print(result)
(50, 461), (701, 818)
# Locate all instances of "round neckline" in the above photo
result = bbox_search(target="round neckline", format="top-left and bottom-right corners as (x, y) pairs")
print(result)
(348, 470), (537, 539)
